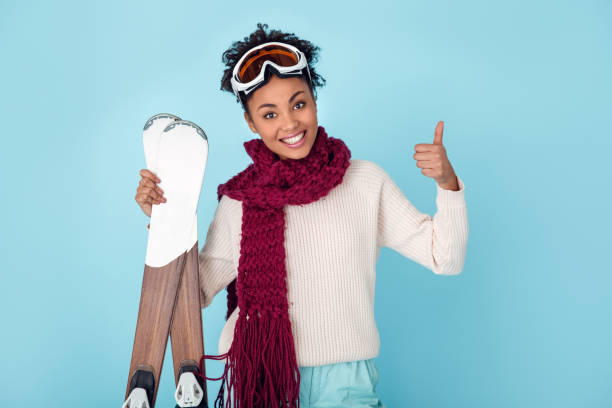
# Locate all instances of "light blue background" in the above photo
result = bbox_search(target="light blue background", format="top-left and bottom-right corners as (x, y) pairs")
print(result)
(1, 0), (610, 406)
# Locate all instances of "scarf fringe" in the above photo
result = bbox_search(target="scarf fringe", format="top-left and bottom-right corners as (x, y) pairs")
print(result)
(199, 311), (301, 408)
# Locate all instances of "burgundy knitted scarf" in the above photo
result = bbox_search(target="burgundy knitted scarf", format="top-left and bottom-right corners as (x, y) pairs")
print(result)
(199, 125), (351, 408)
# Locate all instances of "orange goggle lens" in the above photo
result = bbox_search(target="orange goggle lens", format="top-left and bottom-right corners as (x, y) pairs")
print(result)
(238, 46), (299, 83)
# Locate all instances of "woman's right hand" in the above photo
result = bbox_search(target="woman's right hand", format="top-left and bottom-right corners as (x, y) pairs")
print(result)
(135, 169), (167, 218)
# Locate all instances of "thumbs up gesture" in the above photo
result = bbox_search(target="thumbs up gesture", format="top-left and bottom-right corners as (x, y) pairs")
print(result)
(413, 121), (459, 191)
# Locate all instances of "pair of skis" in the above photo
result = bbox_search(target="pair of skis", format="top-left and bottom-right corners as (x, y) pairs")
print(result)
(123, 113), (210, 408)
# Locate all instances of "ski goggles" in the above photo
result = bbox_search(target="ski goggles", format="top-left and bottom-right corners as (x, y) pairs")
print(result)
(230, 41), (312, 102)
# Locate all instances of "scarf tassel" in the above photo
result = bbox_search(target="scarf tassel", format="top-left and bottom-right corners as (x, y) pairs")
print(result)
(199, 311), (301, 408)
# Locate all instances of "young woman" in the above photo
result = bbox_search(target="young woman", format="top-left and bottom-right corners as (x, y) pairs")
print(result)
(135, 23), (468, 408)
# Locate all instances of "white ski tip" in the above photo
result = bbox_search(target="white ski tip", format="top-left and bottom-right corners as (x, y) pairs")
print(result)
(143, 113), (181, 173)
(143, 113), (182, 131)
(145, 119), (208, 267)
(164, 119), (208, 142)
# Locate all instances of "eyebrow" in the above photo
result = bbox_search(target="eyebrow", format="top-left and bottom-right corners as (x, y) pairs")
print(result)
(257, 90), (304, 111)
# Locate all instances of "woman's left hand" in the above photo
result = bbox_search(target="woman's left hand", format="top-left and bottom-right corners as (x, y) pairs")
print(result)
(413, 120), (459, 191)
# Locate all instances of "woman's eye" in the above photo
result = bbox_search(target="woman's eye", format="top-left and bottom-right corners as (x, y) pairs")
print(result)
(263, 102), (304, 119)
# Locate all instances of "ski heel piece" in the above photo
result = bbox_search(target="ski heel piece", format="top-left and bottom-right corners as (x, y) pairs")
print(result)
(123, 366), (155, 408)
(175, 361), (207, 408)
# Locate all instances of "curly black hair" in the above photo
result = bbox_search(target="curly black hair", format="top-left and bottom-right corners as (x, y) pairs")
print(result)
(220, 23), (326, 115)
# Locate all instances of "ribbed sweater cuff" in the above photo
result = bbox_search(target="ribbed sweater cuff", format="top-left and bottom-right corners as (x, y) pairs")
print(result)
(435, 174), (466, 208)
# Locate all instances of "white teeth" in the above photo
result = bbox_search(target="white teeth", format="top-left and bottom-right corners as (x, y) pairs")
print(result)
(281, 132), (304, 145)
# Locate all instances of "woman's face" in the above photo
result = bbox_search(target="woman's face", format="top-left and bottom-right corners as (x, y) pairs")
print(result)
(244, 74), (318, 160)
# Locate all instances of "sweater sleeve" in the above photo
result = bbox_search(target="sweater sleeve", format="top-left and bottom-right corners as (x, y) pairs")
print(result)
(198, 195), (237, 309)
(376, 166), (469, 275)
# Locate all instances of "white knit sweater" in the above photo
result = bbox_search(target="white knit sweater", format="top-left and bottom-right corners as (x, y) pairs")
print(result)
(198, 159), (468, 367)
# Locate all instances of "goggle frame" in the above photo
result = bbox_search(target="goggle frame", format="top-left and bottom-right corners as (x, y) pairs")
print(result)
(230, 41), (312, 102)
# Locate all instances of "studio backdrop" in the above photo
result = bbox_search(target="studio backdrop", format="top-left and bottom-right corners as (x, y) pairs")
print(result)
(1, 0), (611, 407)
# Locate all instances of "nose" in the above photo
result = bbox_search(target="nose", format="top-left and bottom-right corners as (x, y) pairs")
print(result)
(282, 115), (299, 132)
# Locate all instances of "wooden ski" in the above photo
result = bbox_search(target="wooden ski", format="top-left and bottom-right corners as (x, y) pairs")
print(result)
(169, 237), (208, 408)
(123, 114), (209, 408)
(168, 120), (210, 408)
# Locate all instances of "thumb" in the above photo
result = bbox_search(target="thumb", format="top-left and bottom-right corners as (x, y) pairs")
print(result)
(433, 120), (444, 145)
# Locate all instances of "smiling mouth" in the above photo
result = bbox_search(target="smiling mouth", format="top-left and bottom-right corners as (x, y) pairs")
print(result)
(280, 131), (305, 145)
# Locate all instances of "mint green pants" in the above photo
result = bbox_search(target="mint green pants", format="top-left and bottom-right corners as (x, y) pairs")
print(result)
(221, 358), (385, 407)
(297, 358), (385, 408)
